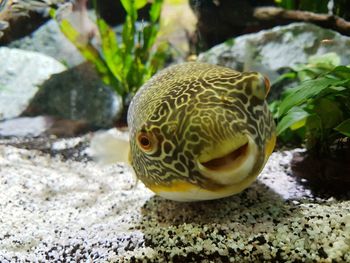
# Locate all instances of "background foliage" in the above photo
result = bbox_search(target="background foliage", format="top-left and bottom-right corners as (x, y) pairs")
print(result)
(275, 0), (350, 20)
(52, 0), (169, 105)
(271, 53), (350, 156)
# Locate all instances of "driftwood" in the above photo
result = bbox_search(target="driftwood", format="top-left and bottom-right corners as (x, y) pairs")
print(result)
(190, 1), (350, 49)
(254, 7), (350, 37)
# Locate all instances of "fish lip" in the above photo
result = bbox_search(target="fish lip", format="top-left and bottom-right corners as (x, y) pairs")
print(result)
(199, 142), (249, 171)
(196, 136), (259, 186)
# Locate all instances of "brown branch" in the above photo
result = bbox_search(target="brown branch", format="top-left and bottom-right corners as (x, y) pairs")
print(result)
(253, 7), (350, 36)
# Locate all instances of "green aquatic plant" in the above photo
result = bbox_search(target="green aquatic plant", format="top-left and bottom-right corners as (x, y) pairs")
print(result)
(54, 0), (168, 103)
(12, 0), (169, 113)
(274, 0), (350, 20)
(272, 53), (350, 156)
(275, 0), (329, 13)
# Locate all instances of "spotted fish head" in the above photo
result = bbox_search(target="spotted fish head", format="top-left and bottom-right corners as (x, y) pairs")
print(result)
(127, 62), (276, 201)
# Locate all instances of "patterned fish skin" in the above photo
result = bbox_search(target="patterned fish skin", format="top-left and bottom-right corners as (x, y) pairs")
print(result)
(128, 62), (275, 201)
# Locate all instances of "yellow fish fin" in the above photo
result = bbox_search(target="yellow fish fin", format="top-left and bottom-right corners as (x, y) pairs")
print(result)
(265, 133), (276, 159)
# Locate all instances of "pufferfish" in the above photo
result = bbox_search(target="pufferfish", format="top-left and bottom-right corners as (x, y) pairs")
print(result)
(92, 62), (276, 202)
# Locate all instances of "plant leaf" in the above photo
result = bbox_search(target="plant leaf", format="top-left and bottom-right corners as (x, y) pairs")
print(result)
(271, 72), (296, 86)
(121, 0), (147, 15)
(314, 97), (343, 129)
(59, 20), (104, 71)
(97, 18), (124, 87)
(122, 17), (135, 58)
(327, 86), (347, 92)
(278, 76), (345, 117)
(334, 119), (350, 137)
(59, 19), (122, 95)
(276, 107), (310, 135)
(142, 24), (158, 53)
(149, 0), (163, 23)
(330, 65), (350, 80)
(134, 0), (148, 10)
(308, 52), (341, 69)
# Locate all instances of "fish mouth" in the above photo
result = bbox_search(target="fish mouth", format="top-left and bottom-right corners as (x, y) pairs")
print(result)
(200, 142), (249, 171)
(196, 136), (259, 186)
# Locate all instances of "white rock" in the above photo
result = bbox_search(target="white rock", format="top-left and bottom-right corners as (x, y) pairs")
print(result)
(0, 48), (66, 120)
(198, 23), (350, 83)
(9, 19), (85, 68)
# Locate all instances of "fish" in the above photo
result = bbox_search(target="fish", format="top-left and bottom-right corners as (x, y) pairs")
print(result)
(91, 62), (276, 202)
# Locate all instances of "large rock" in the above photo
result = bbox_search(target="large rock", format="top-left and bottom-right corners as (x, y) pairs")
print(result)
(24, 62), (122, 129)
(198, 23), (350, 83)
(0, 47), (66, 120)
(9, 19), (85, 67)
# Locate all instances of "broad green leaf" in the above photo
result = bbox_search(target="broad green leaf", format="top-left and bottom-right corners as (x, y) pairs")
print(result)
(327, 86), (347, 92)
(142, 24), (158, 53)
(331, 65), (350, 73)
(334, 119), (350, 137)
(122, 17), (135, 57)
(97, 18), (124, 88)
(308, 52), (340, 69)
(278, 76), (345, 117)
(304, 114), (320, 132)
(271, 72), (296, 86)
(330, 65), (350, 80)
(290, 118), (307, 130)
(268, 100), (280, 119)
(150, 0), (163, 23)
(134, 0), (148, 10)
(121, 0), (147, 15)
(59, 19), (122, 95)
(297, 68), (323, 82)
(314, 98), (343, 129)
(304, 114), (323, 150)
(53, 0), (168, 102)
(122, 54), (134, 93)
(276, 107), (310, 135)
(59, 20), (105, 72)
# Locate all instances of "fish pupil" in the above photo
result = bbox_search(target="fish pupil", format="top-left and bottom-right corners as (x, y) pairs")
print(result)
(139, 135), (151, 149)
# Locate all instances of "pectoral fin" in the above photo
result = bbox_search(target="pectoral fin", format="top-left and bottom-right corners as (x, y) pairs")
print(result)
(90, 129), (130, 164)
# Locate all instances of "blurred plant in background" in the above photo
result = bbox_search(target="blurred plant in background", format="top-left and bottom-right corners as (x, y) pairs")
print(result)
(271, 53), (350, 156)
(53, 0), (170, 106)
(274, 0), (350, 19)
(12, 0), (170, 114)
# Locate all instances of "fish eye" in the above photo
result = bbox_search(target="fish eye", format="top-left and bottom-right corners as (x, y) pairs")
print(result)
(139, 134), (151, 149)
(253, 74), (270, 99)
(263, 75), (270, 95)
(137, 131), (157, 153)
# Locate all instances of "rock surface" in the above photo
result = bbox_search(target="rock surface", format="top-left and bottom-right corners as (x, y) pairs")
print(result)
(23, 62), (123, 129)
(9, 19), (85, 68)
(0, 47), (66, 121)
(0, 116), (92, 138)
(0, 135), (349, 262)
(0, 116), (54, 137)
(198, 23), (350, 83)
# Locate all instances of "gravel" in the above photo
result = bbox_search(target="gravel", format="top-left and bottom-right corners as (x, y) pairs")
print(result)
(0, 136), (349, 262)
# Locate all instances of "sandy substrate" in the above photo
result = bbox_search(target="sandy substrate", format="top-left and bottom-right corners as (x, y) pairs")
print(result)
(0, 136), (349, 262)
